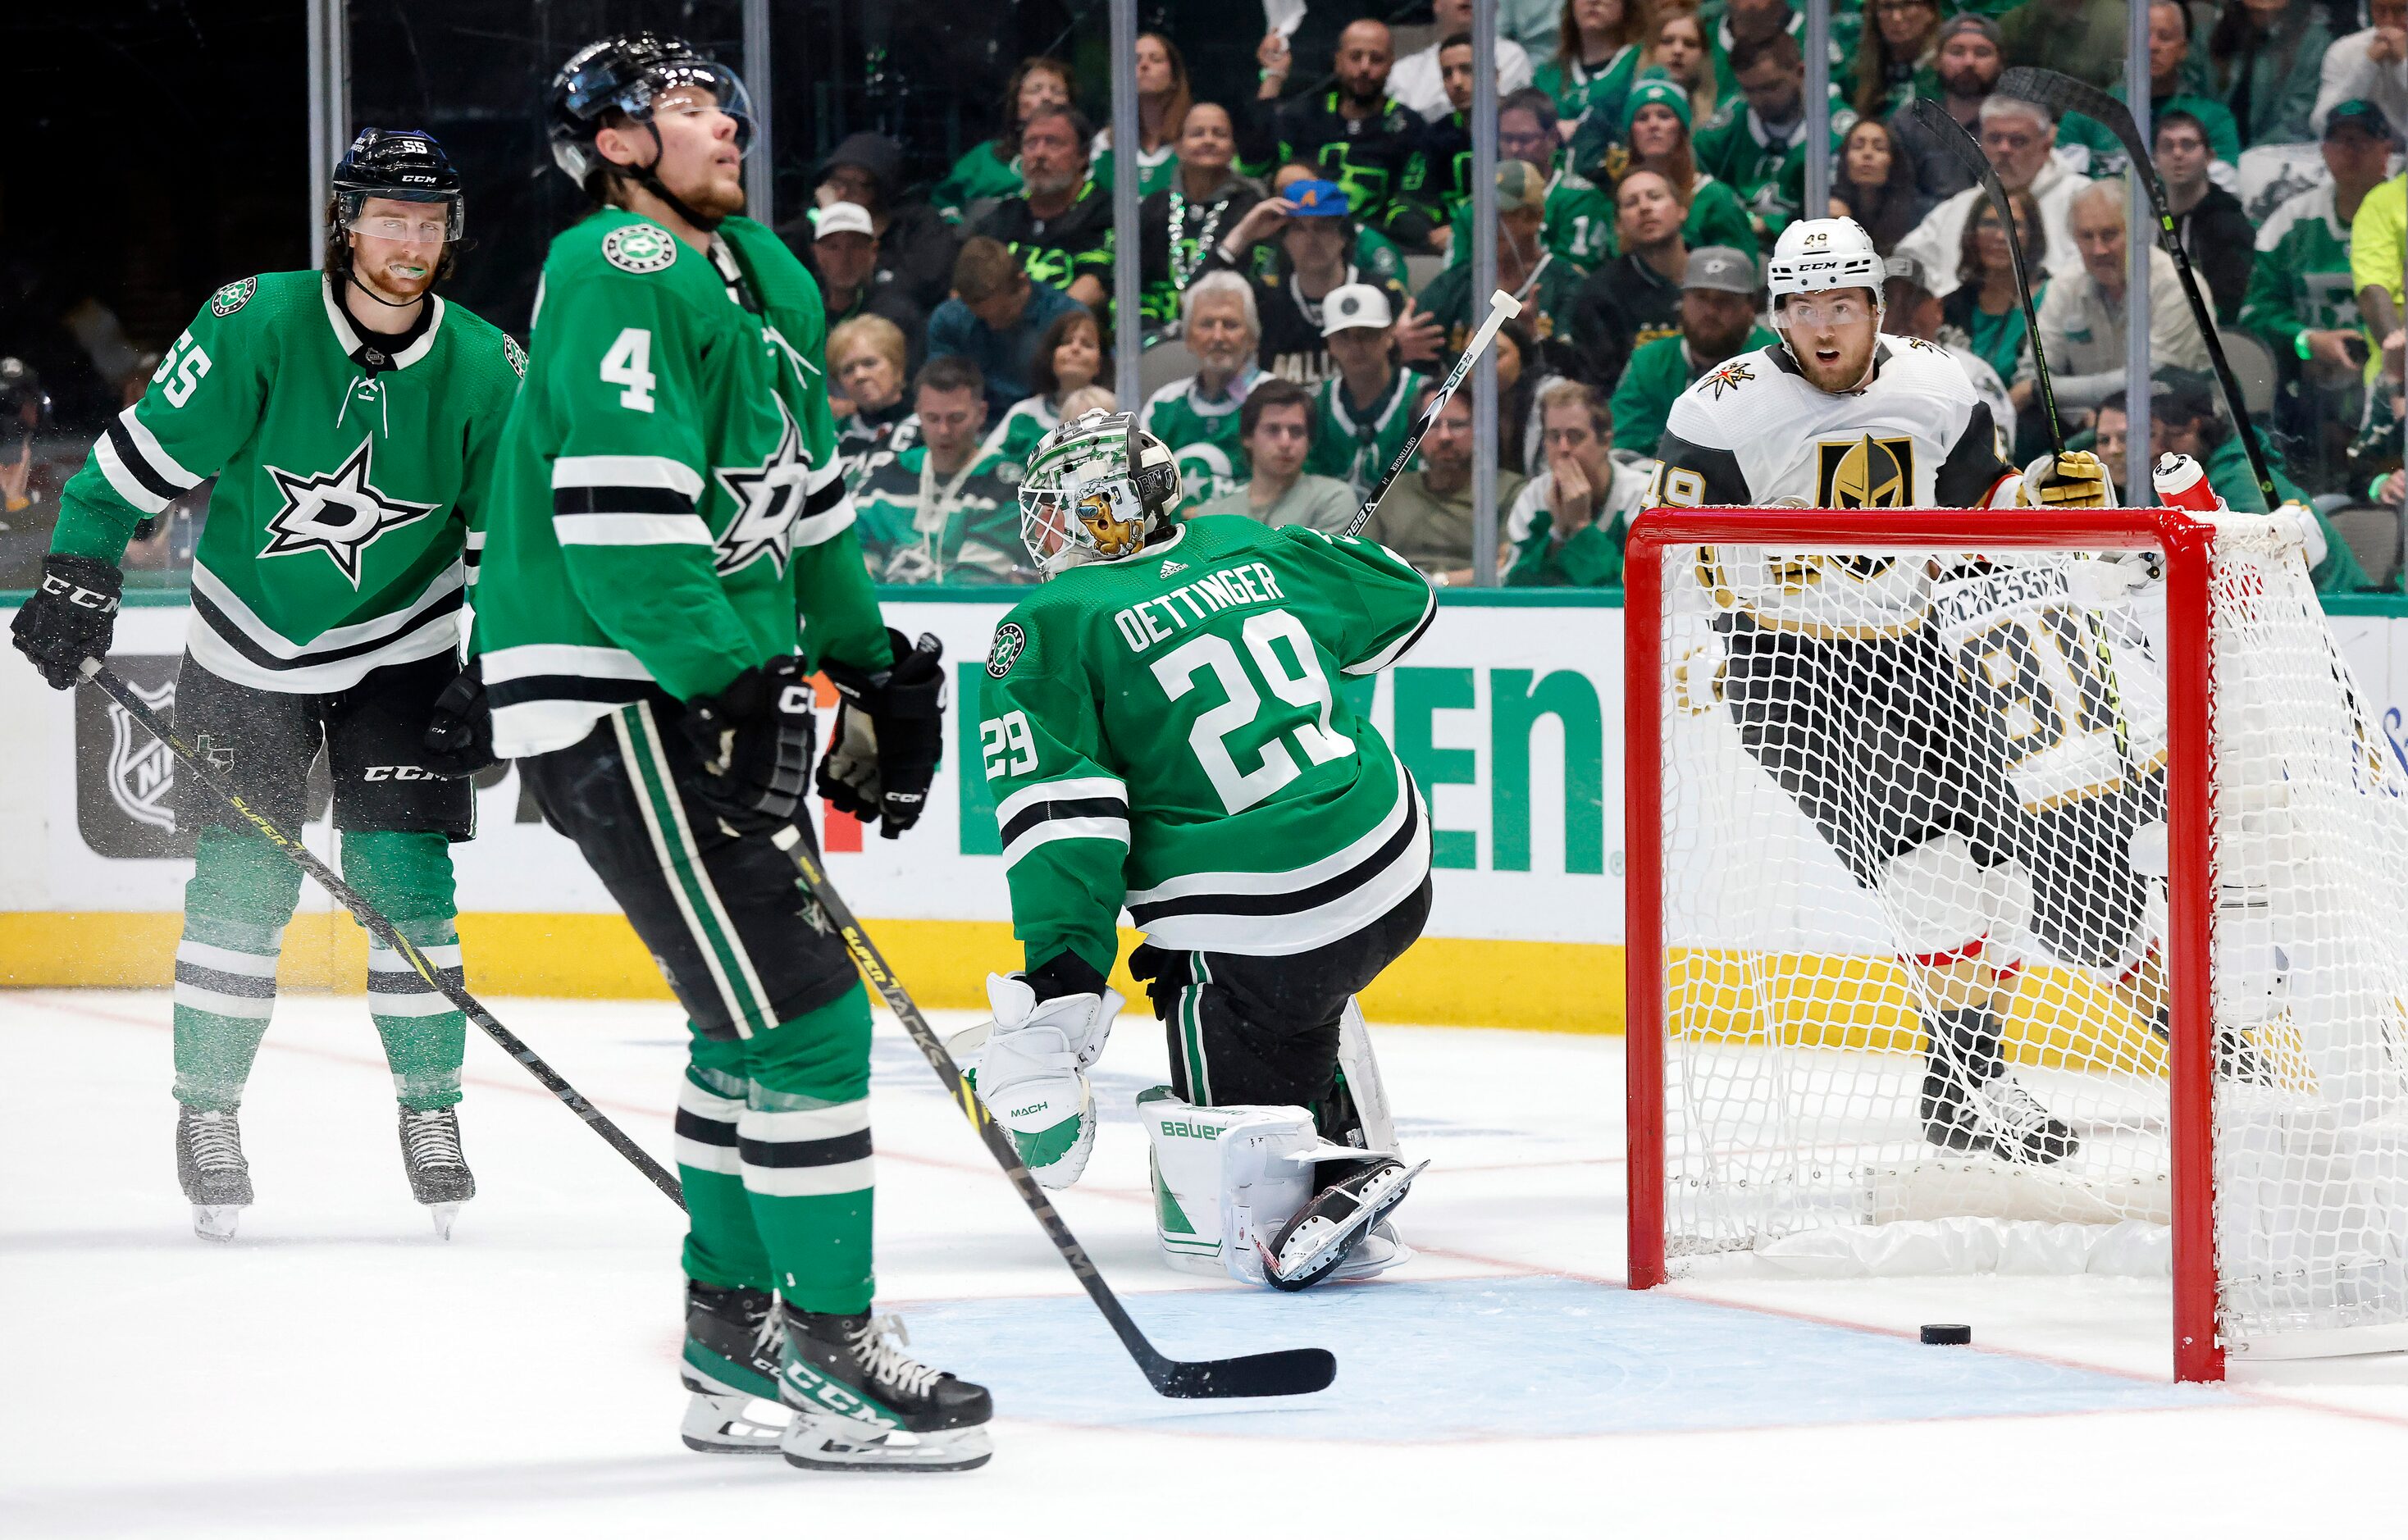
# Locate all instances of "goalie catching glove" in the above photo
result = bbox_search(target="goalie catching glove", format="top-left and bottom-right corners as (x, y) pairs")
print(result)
(11, 554), (122, 690)
(959, 966), (1122, 1189)
(817, 629), (946, 838)
(680, 655), (815, 835)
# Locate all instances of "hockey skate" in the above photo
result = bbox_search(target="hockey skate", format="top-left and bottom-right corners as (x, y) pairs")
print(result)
(1922, 1066), (2078, 1165)
(176, 1106), (252, 1242)
(398, 1106), (475, 1238)
(680, 1282), (788, 1454)
(777, 1307), (992, 1472)
(1261, 1153), (1427, 1291)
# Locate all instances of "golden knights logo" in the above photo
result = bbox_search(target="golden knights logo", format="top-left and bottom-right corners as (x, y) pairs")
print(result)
(1702, 360), (1755, 399)
(1816, 434), (1915, 508)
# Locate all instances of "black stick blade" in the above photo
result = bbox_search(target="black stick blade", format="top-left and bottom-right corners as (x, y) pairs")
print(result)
(1906, 98), (1990, 182)
(1997, 66), (2100, 122)
(1148, 1346), (1338, 1399)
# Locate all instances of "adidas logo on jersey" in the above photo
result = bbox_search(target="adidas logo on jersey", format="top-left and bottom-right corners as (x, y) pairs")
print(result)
(1161, 560), (1188, 576)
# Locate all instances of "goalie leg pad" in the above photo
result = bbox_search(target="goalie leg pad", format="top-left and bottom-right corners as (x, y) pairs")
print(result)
(1332, 999), (1399, 1154)
(1876, 835), (2000, 962)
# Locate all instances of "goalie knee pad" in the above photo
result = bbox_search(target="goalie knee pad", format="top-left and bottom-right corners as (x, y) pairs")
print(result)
(1138, 1089), (1415, 1288)
(958, 973), (1121, 1190)
(1332, 999), (1398, 1154)
(1877, 835), (1997, 964)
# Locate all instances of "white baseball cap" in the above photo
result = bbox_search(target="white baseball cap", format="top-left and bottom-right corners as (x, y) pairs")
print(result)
(814, 202), (875, 239)
(1320, 282), (1394, 338)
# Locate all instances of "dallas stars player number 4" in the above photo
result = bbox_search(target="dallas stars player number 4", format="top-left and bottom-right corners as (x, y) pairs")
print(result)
(1648, 216), (2153, 1167)
(11, 128), (521, 1242)
(961, 411), (1437, 1292)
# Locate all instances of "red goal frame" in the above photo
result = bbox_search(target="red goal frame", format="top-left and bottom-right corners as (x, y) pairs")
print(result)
(1621, 508), (2223, 1383)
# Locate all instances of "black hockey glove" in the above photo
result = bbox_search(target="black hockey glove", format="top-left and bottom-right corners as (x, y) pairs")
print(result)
(681, 655), (816, 836)
(421, 658), (497, 779)
(817, 630), (946, 840)
(11, 554), (123, 690)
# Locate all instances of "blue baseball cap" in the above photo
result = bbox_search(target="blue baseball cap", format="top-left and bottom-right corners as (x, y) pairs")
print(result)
(1284, 179), (1351, 217)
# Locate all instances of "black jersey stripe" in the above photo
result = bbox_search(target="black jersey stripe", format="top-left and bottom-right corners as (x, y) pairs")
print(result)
(193, 585), (462, 673)
(367, 967), (466, 996)
(1129, 791), (1422, 924)
(997, 795), (1131, 848)
(552, 485), (696, 517)
(674, 1109), (741, 1148)
(172, 961), (279, 999)
(800, 475), (846, 519)
(107, 419), (190, 503)
(737, 1128), (875, 1169)
(486, 674), (656, 708)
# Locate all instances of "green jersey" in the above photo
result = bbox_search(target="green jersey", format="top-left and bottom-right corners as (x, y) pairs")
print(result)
(983, 394), (1063, 469)
(475, 212), (889, 758)
(1305, 366), (1426, 499)
(1142, 370), (1261, 512)
(852, 441), (1028, 585)
(1443, 164), (1617, 271)
(52, 271), (520, 693)
(1693, 108), (1836, 239)
(2240, 183), (2364, 357)
(978, 515), (1435, 973)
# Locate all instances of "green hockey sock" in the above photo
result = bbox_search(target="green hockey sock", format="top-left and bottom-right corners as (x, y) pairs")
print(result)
(172, 826), (304, 1110)
(675, 1056), (776, 1293)
(342, 831), (467, 1111)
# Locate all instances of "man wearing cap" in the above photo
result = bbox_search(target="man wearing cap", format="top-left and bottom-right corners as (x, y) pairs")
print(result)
(1569, 169), (1690, 394)
(1253, 19), (1425, 245)
(805, 130), (960, 309)
(1304, 283), (1429, 499)
(1416, 161), (1589, 368)
(2316, 0), (2408, 141)
(2245, 99), (2397, 481)
(1888, 16), (2003, 203)
(1568, 79), (1759, 257)
(1607, 244), (1778, 458)
(1205, 178), (1423, 384)
(808, 203), (928, 371)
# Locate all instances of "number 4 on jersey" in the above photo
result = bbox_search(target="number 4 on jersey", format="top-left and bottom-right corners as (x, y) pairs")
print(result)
(600, 327), (656, 412)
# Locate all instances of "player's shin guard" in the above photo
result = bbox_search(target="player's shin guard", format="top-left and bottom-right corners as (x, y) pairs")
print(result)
(1138, 1088), (1417, 1288)
(342, 832), (468, 1113)
(739, 986), (878, 1315)
(171, 826), (303, 1113)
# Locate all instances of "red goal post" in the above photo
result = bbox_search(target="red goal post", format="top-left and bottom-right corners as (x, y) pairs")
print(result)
(1622, 505), (2408, 1384)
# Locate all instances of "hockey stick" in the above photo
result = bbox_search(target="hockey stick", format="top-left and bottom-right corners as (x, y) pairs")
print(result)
(1908, 97), (2066, 458)
(769, 824), (1339, 1401)
(1999, 68), (2281, 509)
(1342, 288), (1523, 540)
(78, 659), (687, 1210)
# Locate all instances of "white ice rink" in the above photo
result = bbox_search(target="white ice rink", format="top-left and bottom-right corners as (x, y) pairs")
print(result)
(7, 988), (2408, 1538)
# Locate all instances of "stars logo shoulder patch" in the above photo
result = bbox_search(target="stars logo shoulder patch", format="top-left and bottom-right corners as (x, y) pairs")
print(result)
(987, 622), (1028, 678)
(260, 439), (442, 587)
(211, 277), (257, 317)
(602, 225), (677, 275)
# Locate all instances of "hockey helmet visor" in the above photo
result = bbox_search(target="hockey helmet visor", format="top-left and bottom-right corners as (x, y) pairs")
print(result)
(549, 35), (755, 185)
(332, 128), (464, 242)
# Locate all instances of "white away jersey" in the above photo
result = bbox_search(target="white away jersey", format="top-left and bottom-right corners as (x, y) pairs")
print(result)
(1648, 335), (2020, 636)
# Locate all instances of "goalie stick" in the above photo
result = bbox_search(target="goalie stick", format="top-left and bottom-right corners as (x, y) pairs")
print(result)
(78, 659), (688, 1210)
(771, 824), (1340, 1401)
(1343, 288), (1521, 540)
(1908, 97), (2067, 458)
(1998, 66), (2282, 510)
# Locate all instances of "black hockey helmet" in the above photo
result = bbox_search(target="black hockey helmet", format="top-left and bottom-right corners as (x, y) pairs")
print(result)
(331, 128), (464, 241)
(546, 33), (755, 205)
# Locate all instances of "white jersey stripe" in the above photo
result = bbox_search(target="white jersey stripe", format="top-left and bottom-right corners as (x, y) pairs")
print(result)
(553, 513), (716, 546)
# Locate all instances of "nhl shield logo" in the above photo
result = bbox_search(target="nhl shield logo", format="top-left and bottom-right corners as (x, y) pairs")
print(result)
(106, 676), (180, 832)
(987, 622), (1028, 678)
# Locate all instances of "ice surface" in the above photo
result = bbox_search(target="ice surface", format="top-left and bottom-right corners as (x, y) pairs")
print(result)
(5, 989), (2407, 1538)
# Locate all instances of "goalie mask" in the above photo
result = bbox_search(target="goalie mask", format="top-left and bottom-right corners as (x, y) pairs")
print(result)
(1018, 410), (1183, 576)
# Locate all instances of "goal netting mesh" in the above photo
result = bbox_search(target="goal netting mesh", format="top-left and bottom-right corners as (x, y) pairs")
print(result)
(1645, 513), (2408, 1365)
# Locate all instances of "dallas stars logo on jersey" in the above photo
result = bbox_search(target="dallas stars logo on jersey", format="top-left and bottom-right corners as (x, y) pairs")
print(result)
(260, 438), (442, 586)
(1817, 435), (1915, 508)
(711, 398), (814, 576)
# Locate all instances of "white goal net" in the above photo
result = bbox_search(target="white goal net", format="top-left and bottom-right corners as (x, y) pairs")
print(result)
(1626, 508), (2408, 1378)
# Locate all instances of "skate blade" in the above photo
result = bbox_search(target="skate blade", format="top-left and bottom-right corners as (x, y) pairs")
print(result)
(1265, 1160), (1428, 1291)
(680, 1390), (788, 1455)
(192, 1205), (242, 1242)
(780, 1414), (992, 1473)
(427, 1201), (461, 1240)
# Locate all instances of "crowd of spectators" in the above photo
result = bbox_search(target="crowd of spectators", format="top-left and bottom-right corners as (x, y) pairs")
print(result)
(12, 2), (2408, 594)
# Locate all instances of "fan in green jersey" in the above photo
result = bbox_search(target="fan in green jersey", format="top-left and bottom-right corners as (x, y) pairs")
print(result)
(485, 31), (988, 1474)
(12, 126), (521, 1245)
(965, 408), (1434, 1292)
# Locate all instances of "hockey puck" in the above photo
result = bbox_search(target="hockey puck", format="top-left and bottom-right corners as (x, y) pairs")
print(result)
(1920, 1324), (1972, 1346)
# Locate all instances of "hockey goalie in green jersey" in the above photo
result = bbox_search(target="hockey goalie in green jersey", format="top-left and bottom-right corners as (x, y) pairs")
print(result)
(11, 127), (522, 1243)
(473, 33), (987, 1474)
(966, 408), (1436, 1291)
